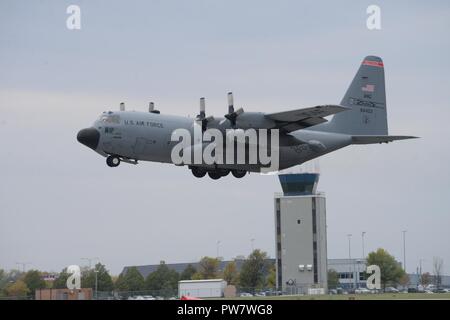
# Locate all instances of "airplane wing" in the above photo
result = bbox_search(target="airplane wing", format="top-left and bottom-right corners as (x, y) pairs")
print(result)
(265, 105), (350, 132)
(351, 135), (419, 144)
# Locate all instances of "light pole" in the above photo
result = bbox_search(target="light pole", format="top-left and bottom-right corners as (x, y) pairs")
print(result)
(216, 240), (221, 258)
(94, 269), (99, 300)
(418, 258), (426, 286)
(419, 259), (423, 276)
(81, 257), (99, 269)
(402, 230), (407, 272)
(251, 238), (255, 252)
(81, 257), (99, 298)
(347, 234), (352, 289)
(15, 262), (31, 273)
(361, 232), (366, 260)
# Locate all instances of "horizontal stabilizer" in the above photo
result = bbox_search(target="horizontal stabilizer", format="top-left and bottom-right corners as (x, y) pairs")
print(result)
(351, 135), (418, 144)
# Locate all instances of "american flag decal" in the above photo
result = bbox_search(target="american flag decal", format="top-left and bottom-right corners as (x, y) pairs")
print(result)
(362, 84), (375, 92)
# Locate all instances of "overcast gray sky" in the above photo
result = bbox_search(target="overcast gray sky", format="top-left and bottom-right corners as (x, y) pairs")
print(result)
(1, 0), (449, 275)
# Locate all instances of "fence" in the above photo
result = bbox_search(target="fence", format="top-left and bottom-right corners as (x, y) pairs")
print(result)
(1, 286), (331, 300)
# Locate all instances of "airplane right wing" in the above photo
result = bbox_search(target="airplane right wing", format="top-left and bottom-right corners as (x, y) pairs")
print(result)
(265, 105), (350, 132)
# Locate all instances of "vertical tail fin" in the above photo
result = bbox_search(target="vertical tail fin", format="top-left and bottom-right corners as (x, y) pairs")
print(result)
(327, 56), (388, 135)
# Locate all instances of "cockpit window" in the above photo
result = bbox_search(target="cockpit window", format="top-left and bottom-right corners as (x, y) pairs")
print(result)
(99, 113), (121, 124)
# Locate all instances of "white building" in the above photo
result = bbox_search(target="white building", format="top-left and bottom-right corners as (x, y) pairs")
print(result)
(178, 279), (227, 298)
(328, 258), (367, 289)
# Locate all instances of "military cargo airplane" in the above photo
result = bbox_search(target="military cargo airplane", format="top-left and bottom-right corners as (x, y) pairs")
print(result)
(77, 56), (416, 179)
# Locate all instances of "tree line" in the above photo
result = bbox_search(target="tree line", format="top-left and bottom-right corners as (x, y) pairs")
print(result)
(0, 249), (274, 298)
(2, 248), (443, 298)
(327, 248), (446, 290)
(114, 249), (275, 296)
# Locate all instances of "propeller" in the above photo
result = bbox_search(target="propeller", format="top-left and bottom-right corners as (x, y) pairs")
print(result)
(223, 92), (243, 127)
(196, 97), (213, 131)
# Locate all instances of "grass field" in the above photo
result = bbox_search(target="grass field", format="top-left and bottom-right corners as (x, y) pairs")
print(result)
(224, 293), (450, 300)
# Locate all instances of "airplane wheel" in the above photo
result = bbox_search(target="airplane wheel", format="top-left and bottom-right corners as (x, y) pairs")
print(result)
(208, 171), (222, 180)
(191, 167), (207, 178)
(220, 169), (230, 177)
(106, 155), (121, 167)
(231, 170), (246, 178)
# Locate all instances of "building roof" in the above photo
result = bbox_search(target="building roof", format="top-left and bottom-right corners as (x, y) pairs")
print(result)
(121, 259), (276, 278)
(179, 279), (225, 283)
(122, 258), (366, 278)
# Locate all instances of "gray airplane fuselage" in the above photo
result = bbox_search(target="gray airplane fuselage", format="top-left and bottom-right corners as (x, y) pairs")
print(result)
(84, 110), (351, 172)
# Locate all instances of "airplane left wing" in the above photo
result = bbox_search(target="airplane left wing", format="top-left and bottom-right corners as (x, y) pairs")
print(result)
(265, 105), (349, 132)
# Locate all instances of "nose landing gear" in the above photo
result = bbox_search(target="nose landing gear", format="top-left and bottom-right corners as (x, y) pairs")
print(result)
(106, 155), (138, 167)
(106, 155), (121, 167)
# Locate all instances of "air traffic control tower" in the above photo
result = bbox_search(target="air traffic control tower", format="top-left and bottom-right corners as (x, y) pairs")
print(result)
(274, 173), (328, 294)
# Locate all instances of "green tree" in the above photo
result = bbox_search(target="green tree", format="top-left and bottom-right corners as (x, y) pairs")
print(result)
(191, 272), (203, 280)
(195, 257), (220, 279)
(114, 273), (127, 291)
(223, 262), (239, 285)
(115, 267), (145, 292)
(53, 268), (70, 289)
(0, 269), (7, 296)
(1, 269), (23, 285)
(5, 280), (30, 297)
(420, 272), (431, 286)
(23, 270), (46, 296)
(1, 270), (25, 297)
(327, 269), (339, 289)
(180, 264), (197, 280)
(145, 262), (179, 297)
(366, 248), (405, 290)
(82, 263), (114, 292)
(266, 265), (276, 288)
(398, 273), (410, 287)
(239, 249), (270, 292)
(433, 256), (444, 288)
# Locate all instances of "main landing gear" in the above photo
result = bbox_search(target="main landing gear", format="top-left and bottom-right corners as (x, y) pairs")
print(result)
(190, 167), (247, 180)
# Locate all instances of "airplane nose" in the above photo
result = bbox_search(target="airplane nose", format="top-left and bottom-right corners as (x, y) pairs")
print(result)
(77, 127), (100, 150)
